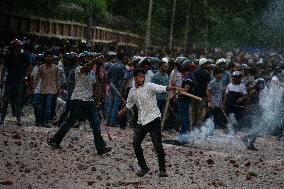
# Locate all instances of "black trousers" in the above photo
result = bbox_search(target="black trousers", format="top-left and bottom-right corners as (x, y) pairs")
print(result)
(1, 80), (25, 122)
(202, 107), (227, 129)
(57, 99), (71, 124)
(133, 118), (166, 172)
(50, 100), (106, 152)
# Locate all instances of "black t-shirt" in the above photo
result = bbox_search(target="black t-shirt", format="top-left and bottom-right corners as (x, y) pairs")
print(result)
(193, 68), (211, 97)
(178, 79), (195, 103)
(4, 52), (30, 82)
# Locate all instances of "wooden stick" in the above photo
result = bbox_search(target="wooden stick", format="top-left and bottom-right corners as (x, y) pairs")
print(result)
(220, 109), (229, 122)
(110, 82), (127, 104)
(99, 111), (112, 141)
(161, 67), (176, 128)
(110, 82), (134, 115)
(179, 91), (203, 101)
(161, 92), (172, 129)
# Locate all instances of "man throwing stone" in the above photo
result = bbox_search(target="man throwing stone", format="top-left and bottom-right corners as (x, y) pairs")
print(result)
(48, 60), (111, 155)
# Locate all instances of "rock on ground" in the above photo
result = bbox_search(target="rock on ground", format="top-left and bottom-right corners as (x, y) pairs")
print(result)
(0, 110), (284, 189)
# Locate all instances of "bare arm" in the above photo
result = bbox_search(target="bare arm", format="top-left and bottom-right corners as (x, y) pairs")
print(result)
(34, 66), (42, 89)
(207, 88), (213, 107)
(117, 106), (128, 118)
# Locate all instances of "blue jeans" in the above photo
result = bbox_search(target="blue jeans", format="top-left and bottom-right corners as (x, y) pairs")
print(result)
(50, 100), (106, 152)
(177, 101), (190, 134)
(40, 94), (57, 125)
(104, 96), (110, 118)
(106, 93), (121, 125)
(32, 94), (41, 125)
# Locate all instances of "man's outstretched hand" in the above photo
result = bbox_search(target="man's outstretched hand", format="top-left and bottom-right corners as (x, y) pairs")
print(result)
(166, 86), (177, 91)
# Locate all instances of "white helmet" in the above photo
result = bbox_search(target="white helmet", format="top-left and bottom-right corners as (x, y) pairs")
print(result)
(161, 57), (169, 64)
(199, 58), (209, 66)
(232, 71), (241, 77)
(216, 58), (227, 65)
(271, 76), (279, 83)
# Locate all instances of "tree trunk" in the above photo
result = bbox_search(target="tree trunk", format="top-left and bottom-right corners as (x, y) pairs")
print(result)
(169, 0), (177, 50)
(203, 0), (208, 49)
(86, 1), (93, 48)
(183, 0), (191, 53)
(145, 0), (153, 48)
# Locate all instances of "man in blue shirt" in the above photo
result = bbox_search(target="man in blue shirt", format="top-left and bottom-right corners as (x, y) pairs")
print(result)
(106, 52), (127, 127)
(151, 61), (169, 115)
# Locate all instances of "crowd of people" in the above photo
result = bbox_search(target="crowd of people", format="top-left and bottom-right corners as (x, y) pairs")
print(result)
(0, 36), (284, 177)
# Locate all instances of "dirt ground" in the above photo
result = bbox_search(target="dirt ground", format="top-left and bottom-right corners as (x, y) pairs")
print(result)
(0, 111), (284, 189)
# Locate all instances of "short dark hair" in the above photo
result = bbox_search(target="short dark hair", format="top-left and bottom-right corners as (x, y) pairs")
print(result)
(117, 51), (124, 61)
(213, 68), (223, 76)
(159, 61), (167, 67)
(133, 68), (146, 77)
(44, 50), (53, 57)
(227, 62), (235, 70)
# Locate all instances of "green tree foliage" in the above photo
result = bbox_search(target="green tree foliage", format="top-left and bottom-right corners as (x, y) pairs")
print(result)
(2, 0), (282, 48)
(63, 0), (108, 23)
(1, 0), (63, 17)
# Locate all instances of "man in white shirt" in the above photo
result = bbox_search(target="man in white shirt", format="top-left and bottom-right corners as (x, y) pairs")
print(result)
(118, 68), (178, 177)
(48, 61), (111, 155)
(223, 71), (248, 132)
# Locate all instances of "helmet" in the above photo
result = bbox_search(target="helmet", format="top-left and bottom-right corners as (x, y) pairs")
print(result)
(64, 52), (79, 64)
(79, 52), (86, 58)
(80, 51), (92, 57)
(36, 54), (44, 62)
(182, 60), (193, 70)
(106, 51), (117, 57)
(210, 64), (216, 69)
(9, 39), (22, 50)
(271, 76), (280, 83)
(182, 78), (193, 87)
(255, 78), (265, 90)
(216, 58), (227, 65)
(192, 59), (199, 65)
(79, 51), (92, 64)
(161, 57), (169, 64)
(140, 57), (151, 66)
(149, 57), (160, 64)
(240, 64), (249, 69)
(184, 78), (193, 85)
(232, 71), (242, 77)
(69, 52), (79, 63)
(199, 58), (209, 66)
(207, 59), (214, 64)
(175, 56), (188, 64)
(91, 52), (104, 58)
(132, 56), (142, 64)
